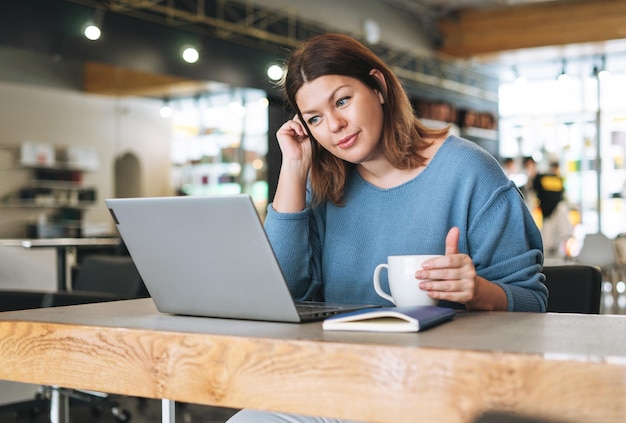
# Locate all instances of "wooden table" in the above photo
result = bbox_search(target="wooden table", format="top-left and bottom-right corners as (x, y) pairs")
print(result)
(0, 299), (625, 423)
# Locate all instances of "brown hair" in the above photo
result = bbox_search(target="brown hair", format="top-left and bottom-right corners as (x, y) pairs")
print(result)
(281, 33), (449, 206)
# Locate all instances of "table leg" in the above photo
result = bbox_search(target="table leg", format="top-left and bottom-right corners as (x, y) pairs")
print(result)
(56, 248), (67, 292)
(162, 398), (175, 423)
(49, 386), (69, 423)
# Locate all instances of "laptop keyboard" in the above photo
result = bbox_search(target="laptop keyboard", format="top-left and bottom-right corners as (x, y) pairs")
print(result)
(296, 302), (331, 310)
(295, 301), (378, 320)
(295, 302), (343, 317)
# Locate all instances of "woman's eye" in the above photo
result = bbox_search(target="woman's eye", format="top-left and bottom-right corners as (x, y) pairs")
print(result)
(308, 116), (320, 125)
(336, 97), (349, 107)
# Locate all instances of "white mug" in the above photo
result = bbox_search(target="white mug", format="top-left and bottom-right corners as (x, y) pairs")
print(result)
(373, 255), (442, 307)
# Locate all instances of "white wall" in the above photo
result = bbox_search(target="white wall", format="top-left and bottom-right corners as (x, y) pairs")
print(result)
(0, 81), (172, 238)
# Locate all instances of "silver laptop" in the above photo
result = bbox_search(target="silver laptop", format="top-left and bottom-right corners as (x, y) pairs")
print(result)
(105, 194), (376, 322)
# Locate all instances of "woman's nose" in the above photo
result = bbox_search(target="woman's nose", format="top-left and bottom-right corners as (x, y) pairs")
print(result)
(326, 111), (346, 132)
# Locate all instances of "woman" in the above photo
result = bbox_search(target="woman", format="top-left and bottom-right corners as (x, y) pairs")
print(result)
(226, 33), (546, 423)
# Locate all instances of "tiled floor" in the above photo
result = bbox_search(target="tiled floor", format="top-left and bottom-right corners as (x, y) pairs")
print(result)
(0, 390), (239, 423)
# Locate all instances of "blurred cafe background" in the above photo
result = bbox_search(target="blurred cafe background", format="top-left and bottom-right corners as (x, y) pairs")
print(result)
(1, 0), (626, 296)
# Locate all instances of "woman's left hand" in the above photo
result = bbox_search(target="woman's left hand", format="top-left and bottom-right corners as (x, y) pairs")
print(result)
(416, 227), (507, 310)
(416, 227), (478, 304)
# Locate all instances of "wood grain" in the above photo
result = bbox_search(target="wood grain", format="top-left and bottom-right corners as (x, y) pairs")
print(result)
(1, 318), (625, 423)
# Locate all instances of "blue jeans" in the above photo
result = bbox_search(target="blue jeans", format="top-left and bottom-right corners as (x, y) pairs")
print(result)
(226, 409), (367, 423)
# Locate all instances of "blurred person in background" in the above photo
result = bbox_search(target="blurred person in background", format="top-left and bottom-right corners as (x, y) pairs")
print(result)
(533, 161), (573, 258)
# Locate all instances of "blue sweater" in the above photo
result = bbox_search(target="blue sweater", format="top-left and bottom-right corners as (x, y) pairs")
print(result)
(265, 136), (547, 312)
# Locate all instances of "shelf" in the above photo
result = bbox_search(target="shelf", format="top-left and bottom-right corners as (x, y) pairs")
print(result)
(28, 181), (95, 190)
(461, 127), (498, 141)
(1, 200), (96, 209)
(1, 143), (99, 238)
(26, 222), (83, 239)
(20, 163), (94, 171)
(18, 142), (99, 172)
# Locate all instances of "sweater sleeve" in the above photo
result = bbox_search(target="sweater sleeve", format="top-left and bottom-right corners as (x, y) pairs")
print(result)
(467, 182), (547, 312)
(431, 136), (547, 312)
(263, 204), (322, 301)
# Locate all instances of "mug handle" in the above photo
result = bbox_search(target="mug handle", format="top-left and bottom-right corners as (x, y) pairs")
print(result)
(373, 263), (395, 305)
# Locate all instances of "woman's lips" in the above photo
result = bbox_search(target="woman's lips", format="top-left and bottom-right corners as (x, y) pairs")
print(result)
(336, 133), (357, 149)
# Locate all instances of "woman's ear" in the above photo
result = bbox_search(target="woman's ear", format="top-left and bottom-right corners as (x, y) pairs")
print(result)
(369, 69), (387, 104)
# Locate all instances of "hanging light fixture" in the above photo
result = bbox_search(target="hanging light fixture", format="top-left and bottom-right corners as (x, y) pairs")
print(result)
(181, 46), (200, 64)
(598, 55), (610, 80)
(160, 98), (173, 118)
(84, 23), (101, 41)
(83, 8), (104, 41)
(557, 59), (569, 83)
(592, 55), (610, 81)
(512, 66), (527, 85)
(266, 64), (284, 81)
(363, 18), (381, 45)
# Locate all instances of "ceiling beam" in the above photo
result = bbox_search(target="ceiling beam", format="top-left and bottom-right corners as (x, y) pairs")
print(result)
(437, 0), (626, 58)
(83, 62), (207, 98)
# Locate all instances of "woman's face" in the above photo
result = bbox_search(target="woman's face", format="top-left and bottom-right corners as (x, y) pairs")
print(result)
(296, 73), (385, 165)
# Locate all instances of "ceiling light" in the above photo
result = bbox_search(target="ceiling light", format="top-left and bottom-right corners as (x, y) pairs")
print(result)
(83, 8), (104, 41)
(363, 18), (381, 45)
(182, 47), (199, 64)
(598, 68), (610, 80)
(84, 23), (101, 41)
(267, 64), (284, 81)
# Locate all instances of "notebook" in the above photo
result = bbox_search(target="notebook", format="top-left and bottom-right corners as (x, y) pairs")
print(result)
(323, 305), (456, 332)
(105, 194), (377, 322)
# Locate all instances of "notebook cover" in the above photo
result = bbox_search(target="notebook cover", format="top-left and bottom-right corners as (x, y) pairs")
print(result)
(322, 305), (456, 332)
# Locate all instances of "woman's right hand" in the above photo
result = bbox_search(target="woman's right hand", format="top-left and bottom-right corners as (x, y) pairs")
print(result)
(276, 115), (312, 175)
(272, 115), (312, 213)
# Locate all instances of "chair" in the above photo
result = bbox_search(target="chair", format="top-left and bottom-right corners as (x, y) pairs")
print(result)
(542, 265), (602, 314)
(573, 232), (620, 312)
(574, 232), (617, 267)
(0, 254), (148, 423)
(474, 411), (567, 423)
(72, 254), (149, 298)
